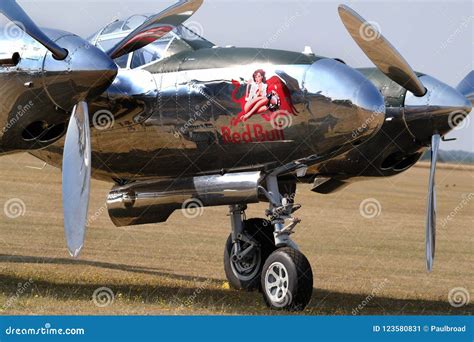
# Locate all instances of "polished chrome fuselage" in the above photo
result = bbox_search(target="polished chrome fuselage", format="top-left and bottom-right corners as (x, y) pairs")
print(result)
(29, 47), (385, 182)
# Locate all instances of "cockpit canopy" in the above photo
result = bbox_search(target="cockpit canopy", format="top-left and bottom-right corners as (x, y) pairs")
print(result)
(89, 14), (214, 69)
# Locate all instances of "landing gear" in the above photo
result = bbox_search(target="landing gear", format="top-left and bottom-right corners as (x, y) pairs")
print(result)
(224, 208), (276, 290)
(261, 247), (313, 311)
(224, 167), (314, 311)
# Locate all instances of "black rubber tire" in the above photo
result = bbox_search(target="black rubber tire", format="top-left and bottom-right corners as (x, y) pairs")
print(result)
(261, 247), (313, 311)
(224, 218), (276, 291)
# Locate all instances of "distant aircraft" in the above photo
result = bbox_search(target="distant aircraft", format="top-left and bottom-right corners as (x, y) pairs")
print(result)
(0, 0), (472, 310)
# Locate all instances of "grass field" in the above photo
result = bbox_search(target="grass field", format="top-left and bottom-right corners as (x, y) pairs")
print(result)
(0, 153), (472, 315)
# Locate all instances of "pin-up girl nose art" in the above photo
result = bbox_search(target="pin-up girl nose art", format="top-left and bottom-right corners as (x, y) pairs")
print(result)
(231, 69), (298, 126)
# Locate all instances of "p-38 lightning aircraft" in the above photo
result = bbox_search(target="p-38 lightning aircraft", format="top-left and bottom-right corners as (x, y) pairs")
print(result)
(0, 0), (472, 310)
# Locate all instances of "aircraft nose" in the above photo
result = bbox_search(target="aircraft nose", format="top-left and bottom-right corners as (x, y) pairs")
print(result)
(304, 58), (385, 145)
(404, 75), (472, 143)
(42, 35), (118, 111)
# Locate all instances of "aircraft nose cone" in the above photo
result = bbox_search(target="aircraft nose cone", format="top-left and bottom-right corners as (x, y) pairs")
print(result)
(404, 75), (472, 143)
(304, 58), (385, 145)
(42, 35), (117, 111)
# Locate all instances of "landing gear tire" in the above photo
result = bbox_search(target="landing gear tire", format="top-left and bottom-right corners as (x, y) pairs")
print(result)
(224, 218), (276, 291)
(261, 247), (313, 311)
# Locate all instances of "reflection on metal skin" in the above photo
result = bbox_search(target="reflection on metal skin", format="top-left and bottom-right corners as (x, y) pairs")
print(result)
(107, 171), (262, 226)
(31, 53), (387, 181)
(404, 75), (472, 143)
(62, 102), (91, 257)
(0, 29), (117, 153)
(42, 34), (117, 111)
(304, 58), (386, 144)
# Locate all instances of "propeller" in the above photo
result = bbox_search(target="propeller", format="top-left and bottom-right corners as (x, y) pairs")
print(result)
(0, 1), (106, 257)
(426, 134), (440, 271)
(0, 0), (67, 60)
(456, 71), (474, 105)
(338, 5), (473, 271)
(62, 102), (91, 257)
(1, 0), (203, 257)
(108, 0), (203, 59)
(338, 4), (426, 97)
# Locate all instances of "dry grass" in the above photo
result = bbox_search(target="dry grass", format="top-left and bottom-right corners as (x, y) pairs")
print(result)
(0, 153), (472, 315)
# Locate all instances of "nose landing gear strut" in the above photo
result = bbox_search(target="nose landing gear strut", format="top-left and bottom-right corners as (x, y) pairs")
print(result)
(223, 167), (313, 311)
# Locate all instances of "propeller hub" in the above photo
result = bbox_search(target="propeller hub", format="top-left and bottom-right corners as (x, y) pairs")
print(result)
(404, 75), (472, 143)
(42, 33), (118, 112)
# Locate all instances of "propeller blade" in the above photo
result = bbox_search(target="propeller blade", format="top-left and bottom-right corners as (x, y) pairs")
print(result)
(108, 0), (203, 59)
(338, 4), (426, 97)
(426, 134), (440, 271)
(62, 102), (91, 257)
(456, 71), (474, 105)
(0, 0), (67, 60)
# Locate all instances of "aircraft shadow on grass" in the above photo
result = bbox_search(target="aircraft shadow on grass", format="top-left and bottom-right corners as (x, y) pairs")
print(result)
(0, 254), (471, 315)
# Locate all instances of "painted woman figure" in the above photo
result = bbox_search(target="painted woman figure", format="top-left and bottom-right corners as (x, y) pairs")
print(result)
(242, 69), (270, 121)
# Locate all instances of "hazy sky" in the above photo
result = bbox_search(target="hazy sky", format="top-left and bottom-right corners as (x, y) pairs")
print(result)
(2, 0), (473, 151)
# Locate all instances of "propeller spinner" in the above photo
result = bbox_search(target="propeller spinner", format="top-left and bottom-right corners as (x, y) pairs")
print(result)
(1, 0), (203, 257)
(0, 0), (114, 257)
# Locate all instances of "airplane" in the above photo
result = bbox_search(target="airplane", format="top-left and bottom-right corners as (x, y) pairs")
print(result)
(0, 0), (472, 311)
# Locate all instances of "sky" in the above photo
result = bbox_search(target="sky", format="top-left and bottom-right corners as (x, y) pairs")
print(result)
(1, 0), (473, 151)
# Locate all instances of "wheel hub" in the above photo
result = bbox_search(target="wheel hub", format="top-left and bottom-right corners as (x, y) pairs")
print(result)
(230, 243), (261, 281)
(264, 261), (290, 304)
